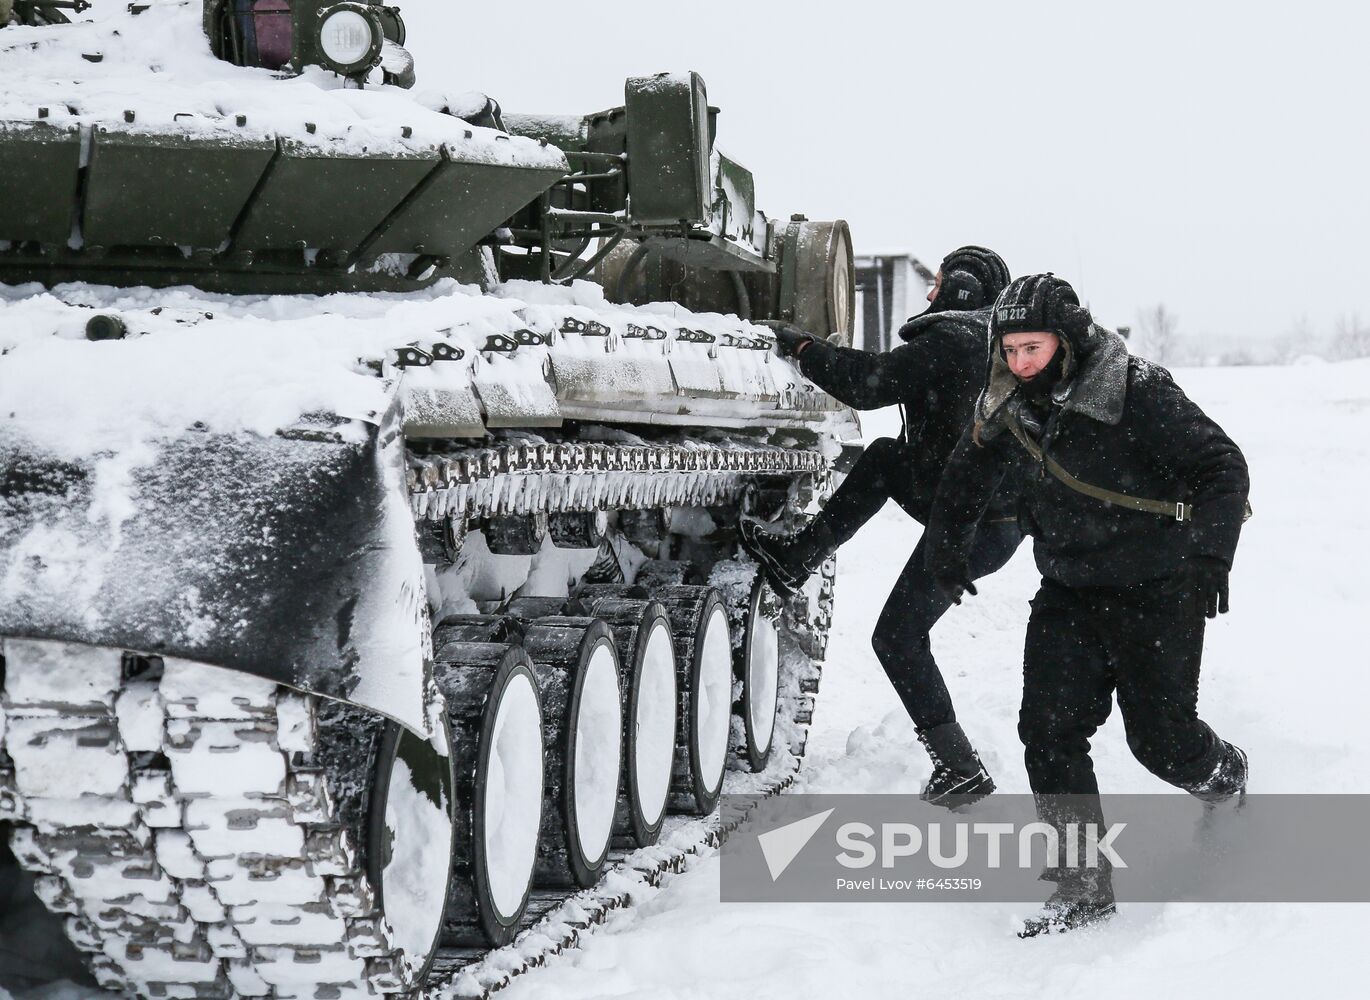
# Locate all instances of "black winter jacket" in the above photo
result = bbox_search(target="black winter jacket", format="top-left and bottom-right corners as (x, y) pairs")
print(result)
(795, 307), (1019, 522)
(926, 328), (1250, 588)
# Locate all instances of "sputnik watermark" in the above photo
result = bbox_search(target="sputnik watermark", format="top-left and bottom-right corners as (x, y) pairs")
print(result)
(757, 810), (1124, 883)
(757, 808), (834, 880)
(834, 820), (1125, 870)
(721, 793), (1370, 903)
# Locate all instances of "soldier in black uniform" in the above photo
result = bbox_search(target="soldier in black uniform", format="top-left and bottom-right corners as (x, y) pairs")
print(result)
(743, 247), (1018, 807)
(926, 273), (1251, 936)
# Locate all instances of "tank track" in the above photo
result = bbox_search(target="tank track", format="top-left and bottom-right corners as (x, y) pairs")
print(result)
(1, 437), (838, 999)
(406, 436), (827, 521)
(0, 652), (418, 1000)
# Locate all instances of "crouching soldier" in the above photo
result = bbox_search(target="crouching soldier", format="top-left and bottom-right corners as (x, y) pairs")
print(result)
(926, 273), (1251, 935)
(743, 246), (1020, 806)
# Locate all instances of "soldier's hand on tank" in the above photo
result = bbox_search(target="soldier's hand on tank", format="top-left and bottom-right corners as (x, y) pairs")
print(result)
(1190, 555), (1230, 618)
(762, 322), (814, 359)
(934, 569), (978, 606)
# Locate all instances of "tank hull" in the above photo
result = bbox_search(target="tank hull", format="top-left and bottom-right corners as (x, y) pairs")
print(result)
(0, 5), (858, 994)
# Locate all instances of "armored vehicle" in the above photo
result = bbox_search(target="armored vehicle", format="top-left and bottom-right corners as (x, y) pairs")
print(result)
(0, 2), (856, 996)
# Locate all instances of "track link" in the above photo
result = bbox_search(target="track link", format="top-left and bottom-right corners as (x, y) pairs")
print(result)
(407, 437), (827, 521)
(0, 648), (411, 1000)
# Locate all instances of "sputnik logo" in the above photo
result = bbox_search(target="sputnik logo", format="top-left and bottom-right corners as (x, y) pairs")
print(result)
(757, 807), (836, 881)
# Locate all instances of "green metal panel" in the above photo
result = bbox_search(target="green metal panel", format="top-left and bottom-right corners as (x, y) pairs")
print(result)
(402, 383), (487, 438)
(624, 72), (711, 227)
(376, 154), (565, 258)
(234, 141), (439, 251)
(83, 127), (276, 250)
(777, 218), (803, 322)
(0, 122), (81, 245)
(713, 150), (757, 246)
(649, 234), (774, 273)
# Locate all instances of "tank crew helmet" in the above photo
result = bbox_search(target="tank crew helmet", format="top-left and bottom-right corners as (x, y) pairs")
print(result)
(990, 273), (1097, 357)
(936, 245), (1011, 311)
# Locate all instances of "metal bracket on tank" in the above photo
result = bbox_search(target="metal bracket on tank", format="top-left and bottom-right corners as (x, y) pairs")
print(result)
(560, 318), (611, 337)
(392, 346), (433, 369)
(718, 332), (767, 350)
(483, 329), (547, 353)
(427, 343), (466, 362)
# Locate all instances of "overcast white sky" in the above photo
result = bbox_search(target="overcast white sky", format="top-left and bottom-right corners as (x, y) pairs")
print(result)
(404, 0), (1366, 344)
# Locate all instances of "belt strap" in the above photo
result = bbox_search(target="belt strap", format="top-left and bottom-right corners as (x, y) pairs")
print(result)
(1007, 420), (1194, 522)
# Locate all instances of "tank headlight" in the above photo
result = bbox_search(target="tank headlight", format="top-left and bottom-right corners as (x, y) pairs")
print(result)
(314, 2), (383, 76)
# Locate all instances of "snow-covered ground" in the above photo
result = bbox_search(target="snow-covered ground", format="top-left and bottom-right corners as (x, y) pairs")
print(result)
(492, 358), (1370, 1000)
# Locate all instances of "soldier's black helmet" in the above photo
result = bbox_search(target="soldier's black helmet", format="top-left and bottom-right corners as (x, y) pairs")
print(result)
(937, 246), (1011, 311)
(989, 273), (1097, 356)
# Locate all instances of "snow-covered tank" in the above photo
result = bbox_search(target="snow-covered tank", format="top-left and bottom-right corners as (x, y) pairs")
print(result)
(0, 2), (857, 996)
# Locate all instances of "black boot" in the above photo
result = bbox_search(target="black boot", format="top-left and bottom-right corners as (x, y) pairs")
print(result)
(738, 517), (837, 599)
(1188, 741), (1249, 805)
(917, 722), (995, 808)
(1019, 870), (1117, 938)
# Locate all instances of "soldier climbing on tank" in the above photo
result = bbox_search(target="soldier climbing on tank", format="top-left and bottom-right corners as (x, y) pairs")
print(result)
(925, 273), (1251, 936)
(742, 246), (1018, 807)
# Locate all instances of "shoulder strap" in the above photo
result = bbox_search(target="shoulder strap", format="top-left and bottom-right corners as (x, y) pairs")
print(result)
(1006, 419), (1195, 522)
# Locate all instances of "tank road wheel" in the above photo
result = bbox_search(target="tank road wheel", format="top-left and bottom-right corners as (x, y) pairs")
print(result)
(549, 510), (608, 549)
(483, 512), (548, 555)
(579, 596), (678, 848)
(502, 595), (585, 621)
(739, 575), (781, 772)
(430, 635), (545, 947)
(433, 614), (525, 645)
(619, 508), (670, 552)
(658, 587), (734, 815)
(366, 720), (457, 981)
(522, 618), (624, 889)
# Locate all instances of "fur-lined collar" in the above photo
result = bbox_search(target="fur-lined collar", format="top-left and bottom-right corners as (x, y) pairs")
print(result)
(976, 325), (1131, 428)
(899, 306), (991, 343)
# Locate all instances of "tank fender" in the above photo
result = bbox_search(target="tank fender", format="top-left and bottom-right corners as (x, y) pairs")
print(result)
(0, 399), (437, 736)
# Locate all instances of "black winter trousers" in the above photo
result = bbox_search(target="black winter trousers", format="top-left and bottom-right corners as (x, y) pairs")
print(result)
(1018, 576), (1227, 798)
(814, 437), (1023, 732)
(817, 437), (922, 545)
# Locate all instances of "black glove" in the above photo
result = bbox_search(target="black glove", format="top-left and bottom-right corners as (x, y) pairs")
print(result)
(1189, 556), (1230, 619)
(934, 568), (978, 606)
(768, 323), (815, 359)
